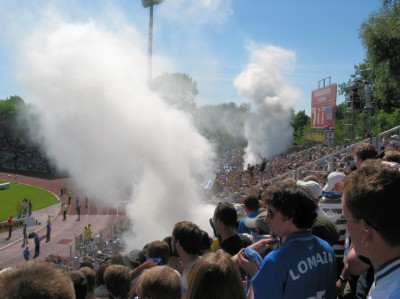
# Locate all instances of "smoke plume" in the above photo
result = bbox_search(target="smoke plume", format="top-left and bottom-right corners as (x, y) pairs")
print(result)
(234, 45), (301, 166)
(17, 17), (215, 248)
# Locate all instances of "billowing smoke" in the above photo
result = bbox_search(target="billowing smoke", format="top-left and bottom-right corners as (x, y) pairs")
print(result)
(233, 45), (301, 166)
(17, 17), (215, 248)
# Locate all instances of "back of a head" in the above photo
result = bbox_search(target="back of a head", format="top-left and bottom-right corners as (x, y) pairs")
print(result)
(78, 267), (96, 293)
(383, 150), (400, 163)
(172, 221), (202, 255)
(244, 195), (260, 212)
(344, 159), (400, 246)
(186, 251), (246, 299)
(70, 270), (88, 299)
(137, 266), (181, 299)
(0, 261), (75, 299)
(104, 264), (130, 298)
(213, 202), (238, 228)
(354, 143), (377, 161)
(146, 240), (171, 265)
(110, 253), (127, 266)
(264, 183), (317, 230)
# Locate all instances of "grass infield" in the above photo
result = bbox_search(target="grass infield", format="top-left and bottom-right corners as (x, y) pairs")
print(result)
(0, 181), (58, 222)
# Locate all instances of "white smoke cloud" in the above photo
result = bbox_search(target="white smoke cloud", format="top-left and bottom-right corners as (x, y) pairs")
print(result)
(17, 16), (216, 248)
(234, 45), (301, 165)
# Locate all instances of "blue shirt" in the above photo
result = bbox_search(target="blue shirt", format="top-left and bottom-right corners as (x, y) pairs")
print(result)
(237, 212), (260, 234)
(23, 248), (30, 260)
(367, 256), (400, 299)
(252, 231), (336, 299)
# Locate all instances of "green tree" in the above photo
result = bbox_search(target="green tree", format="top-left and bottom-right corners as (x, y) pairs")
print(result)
(194, 102), (250, 150)
(360, 1), (400, 111)
(151, 73), (198, 113)
(291, 110), (310, 146)
(0, 96), (24, 123)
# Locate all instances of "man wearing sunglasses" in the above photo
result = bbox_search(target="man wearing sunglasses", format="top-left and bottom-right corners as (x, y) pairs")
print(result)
(237, 183), (337, 299)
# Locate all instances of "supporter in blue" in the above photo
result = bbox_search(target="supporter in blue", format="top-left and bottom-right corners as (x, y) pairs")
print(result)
(342, 160), (400, 298)
(237, 183), (336, 299)
(34, 233), (40, 258)
(237, 195), (260, 234)
(23, 246), (31, 261)
(46, 222), (51, 242)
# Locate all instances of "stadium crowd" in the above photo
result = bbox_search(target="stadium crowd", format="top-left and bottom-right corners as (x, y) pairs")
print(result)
(1, 139), (400, 298)
(0, 136), (53, 173)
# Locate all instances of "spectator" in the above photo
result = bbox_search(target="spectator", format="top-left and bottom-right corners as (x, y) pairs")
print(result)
(78, 267), (97, 299)
(136, 265), (181, 299)
(171, 221), (203, 295)
(237, 195), (260, 234)
(70, 270), (88, 299)
(353, 143), (377, 169)
(104, 264), (131, 299)
(212, 202), (252, 256)
(342, 160), (400, 298)
(146, 240), (171, 266)
(186, 250), (246, 299)
(296, 179), (340, 246)
(0, 261), (75, 299)
(383, 149), (400, 163)
(237, 183), (336, 299)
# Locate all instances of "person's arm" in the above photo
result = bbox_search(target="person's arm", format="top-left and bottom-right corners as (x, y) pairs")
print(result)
(236, 248), (259, 277)
(231, 237), (274, 264)
(129, 260), (158, 280)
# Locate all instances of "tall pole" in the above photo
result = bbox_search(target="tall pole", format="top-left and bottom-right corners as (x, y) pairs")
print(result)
(147, 3), (154, 85)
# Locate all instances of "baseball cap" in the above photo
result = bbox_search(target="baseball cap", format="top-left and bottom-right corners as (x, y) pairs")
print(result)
(296, 180), (322, 200)
(322, 171), (346, 192)
(244, 212), (270, 234)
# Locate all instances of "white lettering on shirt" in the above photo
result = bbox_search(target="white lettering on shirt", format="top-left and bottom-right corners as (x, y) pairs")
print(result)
(289, 252), (334, 281)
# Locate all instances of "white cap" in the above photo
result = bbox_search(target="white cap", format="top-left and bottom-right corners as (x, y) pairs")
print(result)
(322, 172), (346, 192)
(296, 180), (322, 199)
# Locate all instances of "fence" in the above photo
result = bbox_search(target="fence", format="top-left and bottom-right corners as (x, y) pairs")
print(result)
(68, 217), (131, 269)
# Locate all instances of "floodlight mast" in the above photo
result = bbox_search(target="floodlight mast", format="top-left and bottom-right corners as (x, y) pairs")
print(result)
(141, 0), (164, 85)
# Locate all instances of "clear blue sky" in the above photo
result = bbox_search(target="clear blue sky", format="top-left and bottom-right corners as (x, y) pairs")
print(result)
(0, 0), (382, 115)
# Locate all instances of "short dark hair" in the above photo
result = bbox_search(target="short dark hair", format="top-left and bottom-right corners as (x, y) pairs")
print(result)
(78, 267), (96, 293)
(263, 183), (317, 230)
(244, 195), (260, 212)
(146, 240), (171, 265)
(172, 221), (202, 255)
(70, 271), (88, 299)
(344, 159), (400, 246)
(354, 143), (377, 161)
(213, 202), (237, 228)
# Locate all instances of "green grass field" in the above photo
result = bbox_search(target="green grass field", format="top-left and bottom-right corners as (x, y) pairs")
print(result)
(0, 181), (58, 222)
